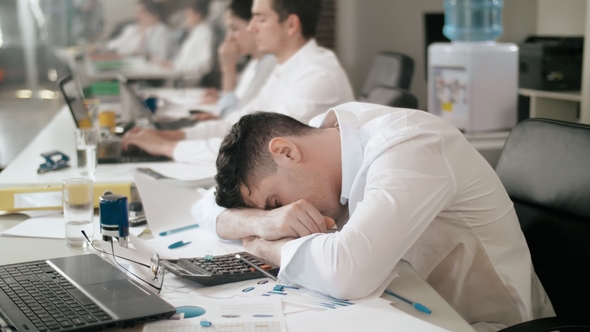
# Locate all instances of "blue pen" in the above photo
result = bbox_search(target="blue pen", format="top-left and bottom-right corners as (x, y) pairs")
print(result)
(168, 240), (192, 249)
(384, 288), (432, 314)
(159, 223), (200, 236)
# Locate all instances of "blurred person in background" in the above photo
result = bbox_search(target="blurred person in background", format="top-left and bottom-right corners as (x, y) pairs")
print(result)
(71, 0), (104, 44)
(107, 0), (174, 61)
(156, 0), (214, 83)
(201, 0), (276, 118)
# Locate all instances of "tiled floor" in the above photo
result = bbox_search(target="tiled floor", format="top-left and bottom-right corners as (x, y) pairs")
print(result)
(0, 85), (63, 169)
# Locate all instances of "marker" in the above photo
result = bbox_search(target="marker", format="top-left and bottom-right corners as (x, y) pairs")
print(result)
(158, 223), (200, 236)
(384, 288), (432, 314)
(167, 240), (192, 249)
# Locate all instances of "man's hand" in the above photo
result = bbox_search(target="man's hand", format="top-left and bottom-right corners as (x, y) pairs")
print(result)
(120, 128), (177, 157)
(218, 40), (240, 73)
(242, 236), (294, 266)
(201, 88), (219, 104)
(259, 200), (336, 240)
(216, 199), (336, 241)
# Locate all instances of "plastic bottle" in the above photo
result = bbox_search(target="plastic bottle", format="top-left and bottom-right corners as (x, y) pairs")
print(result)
(443, 0), (504, 42)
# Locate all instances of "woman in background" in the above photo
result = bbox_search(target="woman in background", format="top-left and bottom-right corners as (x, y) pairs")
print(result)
(202, 0), (276, 118)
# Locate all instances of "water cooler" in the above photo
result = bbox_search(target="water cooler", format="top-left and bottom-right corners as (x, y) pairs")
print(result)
(428, 0), (518, 132)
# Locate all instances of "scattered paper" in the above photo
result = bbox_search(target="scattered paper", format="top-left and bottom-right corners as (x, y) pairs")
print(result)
(145, 162), (217, 182)
(143, 296), (287, 332)
(285, 297), (450, 332)
(0, 214), (145, 239)
(133, 172), (203, 235)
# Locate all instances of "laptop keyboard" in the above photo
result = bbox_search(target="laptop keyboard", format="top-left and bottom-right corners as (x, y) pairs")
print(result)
(0, 261), (112, 331)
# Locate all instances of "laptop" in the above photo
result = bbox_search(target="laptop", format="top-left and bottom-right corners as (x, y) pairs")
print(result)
(117, 75), (200, 131)
(0, 254), (175, 331)
(58, 75), (170, 164)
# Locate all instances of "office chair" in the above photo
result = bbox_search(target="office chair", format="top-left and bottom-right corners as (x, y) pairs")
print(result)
(364, 86), (418, 109)
(495, 119), (590, 332)
(359, 51), (414, 99)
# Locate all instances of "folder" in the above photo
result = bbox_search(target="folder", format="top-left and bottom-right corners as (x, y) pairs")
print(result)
(0, 183), (136, 212)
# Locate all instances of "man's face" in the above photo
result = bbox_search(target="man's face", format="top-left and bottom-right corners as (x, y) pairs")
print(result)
(248, 0), (288, 55)
(240, 167), (343, 221)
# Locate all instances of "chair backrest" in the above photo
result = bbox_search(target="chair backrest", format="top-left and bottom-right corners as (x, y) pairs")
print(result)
(360, 51), (414, 99)
(363, 86), (418, 109)
(494, 118), (590, 321)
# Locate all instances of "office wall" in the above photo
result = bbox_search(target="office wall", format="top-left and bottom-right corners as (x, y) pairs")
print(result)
(336, 0), (538, 110)
(537, 0), (587, 36)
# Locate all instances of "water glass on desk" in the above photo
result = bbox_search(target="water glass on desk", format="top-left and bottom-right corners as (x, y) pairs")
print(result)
(75, 128), (98, 176)
(63, 178), (94, 248)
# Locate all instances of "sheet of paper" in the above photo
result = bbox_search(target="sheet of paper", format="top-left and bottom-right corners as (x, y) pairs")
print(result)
(145, 162), (217, 182)
(285, 297), (450, 332)
(133, 172), (203, 235)
(129, 231), (232, 260)
(142, 296), (287, 332)
(0, 214), (144, 239)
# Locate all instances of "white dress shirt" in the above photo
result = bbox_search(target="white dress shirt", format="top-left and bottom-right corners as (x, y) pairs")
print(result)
(275, 102), (554, 331)
(173, 23), (213, 81)
(172, 39), (354, 164)
(107, 23), (174, 61)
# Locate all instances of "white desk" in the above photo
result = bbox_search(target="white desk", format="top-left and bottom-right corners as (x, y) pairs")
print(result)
(0, 105), (476, 332)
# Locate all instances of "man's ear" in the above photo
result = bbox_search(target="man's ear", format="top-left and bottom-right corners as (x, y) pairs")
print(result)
(285, 14), (302, 37)
(268, 137), (302, 163)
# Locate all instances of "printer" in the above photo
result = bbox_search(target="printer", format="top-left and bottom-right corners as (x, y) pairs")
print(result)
(519, 36), (584, 90)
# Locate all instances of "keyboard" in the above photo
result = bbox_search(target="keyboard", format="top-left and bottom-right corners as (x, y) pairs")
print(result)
(160, 252), (280, 286)
(0, 261), (111, 331)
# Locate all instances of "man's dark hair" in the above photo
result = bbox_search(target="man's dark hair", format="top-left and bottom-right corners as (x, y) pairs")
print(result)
(215, 112), (314, 209)
(271, 0), (322, 39)
(228, 0), (253, 22)
(190, 0), (211, 19)
(139, 0), (163, 20)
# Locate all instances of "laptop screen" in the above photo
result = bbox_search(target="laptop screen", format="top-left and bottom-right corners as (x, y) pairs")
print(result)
(58, 75), (89, 128)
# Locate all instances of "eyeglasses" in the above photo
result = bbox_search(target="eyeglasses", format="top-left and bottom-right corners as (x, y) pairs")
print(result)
(81, 231), (165, 293)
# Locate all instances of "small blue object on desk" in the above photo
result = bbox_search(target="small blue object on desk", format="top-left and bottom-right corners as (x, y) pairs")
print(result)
(384, 288), (432, 314)
(167, 240), (191, 249)
(200, 319), (212, 327)
(158, 223), (200, 236)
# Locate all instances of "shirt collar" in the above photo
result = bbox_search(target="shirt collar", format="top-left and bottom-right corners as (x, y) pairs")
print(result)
(320, 109), (364, 205)
(274, 39), (318, 78)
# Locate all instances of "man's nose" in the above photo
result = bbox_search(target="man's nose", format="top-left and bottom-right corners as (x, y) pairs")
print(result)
(247, 20), (257, 33)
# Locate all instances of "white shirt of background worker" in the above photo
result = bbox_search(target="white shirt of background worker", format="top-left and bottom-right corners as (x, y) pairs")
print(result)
(107, 0), (173, 61)
(120, 0), (353, 164)
(157, 0), (213, 82)
(205, 103), (556, 332)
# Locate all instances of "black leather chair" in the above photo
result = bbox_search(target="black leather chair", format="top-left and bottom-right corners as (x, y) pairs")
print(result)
(364, 86), (418, 109)
(359, 51), (414, 99)
(495, 119), (590, 332)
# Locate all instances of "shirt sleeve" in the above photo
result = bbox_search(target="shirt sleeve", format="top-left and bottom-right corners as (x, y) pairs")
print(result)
(173, 26), (213, 79)
(278, 131), (457, 299)
(191, 188), (226, 239)
(172, 138), (222, 164)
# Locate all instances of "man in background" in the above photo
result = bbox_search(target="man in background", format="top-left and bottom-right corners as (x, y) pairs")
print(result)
(121, 0), (354, 164)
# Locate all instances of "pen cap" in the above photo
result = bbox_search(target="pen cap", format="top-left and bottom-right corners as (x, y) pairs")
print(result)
(99, 194), (128, 239)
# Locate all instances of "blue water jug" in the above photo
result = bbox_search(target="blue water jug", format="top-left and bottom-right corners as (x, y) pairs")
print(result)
(443, 0), (503, 42)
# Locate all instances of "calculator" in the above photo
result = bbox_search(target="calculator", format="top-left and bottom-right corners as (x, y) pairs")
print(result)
(159, 252), (280, 286)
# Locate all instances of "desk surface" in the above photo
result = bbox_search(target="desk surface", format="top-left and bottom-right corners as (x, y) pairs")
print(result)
(0, 100), (476, 332)
(0, 214), (475, 332)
